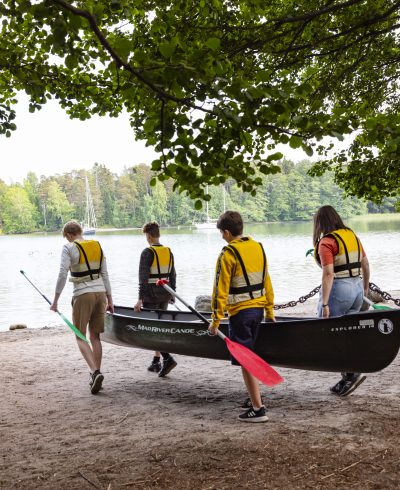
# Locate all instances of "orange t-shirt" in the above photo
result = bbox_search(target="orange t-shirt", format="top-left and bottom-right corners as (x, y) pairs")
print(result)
(318, 236), (366, 266)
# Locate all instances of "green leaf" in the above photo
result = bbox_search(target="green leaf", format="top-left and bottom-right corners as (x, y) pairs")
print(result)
(289, 135), (303, 149)
(65, 54), (78, 70)
(205, 37), (221, 51)
(331, 131), (344, 141)
(303, 145), (314, 157)
(266, 152), (283, 162)
(159, 42), (176, 58)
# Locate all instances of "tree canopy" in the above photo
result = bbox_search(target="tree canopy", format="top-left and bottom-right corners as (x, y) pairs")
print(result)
(1, 1), (399, 205)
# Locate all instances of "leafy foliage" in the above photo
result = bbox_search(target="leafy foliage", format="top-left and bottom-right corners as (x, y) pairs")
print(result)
(0, 161), (397, 234)
(1, 0), (400, 200)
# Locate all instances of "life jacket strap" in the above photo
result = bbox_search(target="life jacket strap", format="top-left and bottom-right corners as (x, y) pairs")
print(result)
(229, 282), (265, 295)
(149, 272), (171, 278)
(334, 262), (362, 273)
(71, 268), (102, 278)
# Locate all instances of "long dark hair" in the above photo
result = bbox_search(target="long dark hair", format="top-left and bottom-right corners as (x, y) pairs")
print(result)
(313, 206), (348, 246)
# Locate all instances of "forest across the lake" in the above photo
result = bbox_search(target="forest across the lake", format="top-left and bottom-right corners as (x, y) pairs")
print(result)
(0, 159), (398, 234)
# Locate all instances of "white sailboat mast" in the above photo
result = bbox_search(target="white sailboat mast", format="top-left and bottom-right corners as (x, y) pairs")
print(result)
(84, 176), (97, 231)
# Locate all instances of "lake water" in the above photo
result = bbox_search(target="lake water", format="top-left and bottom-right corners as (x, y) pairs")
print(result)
(1, 215), (399, 331)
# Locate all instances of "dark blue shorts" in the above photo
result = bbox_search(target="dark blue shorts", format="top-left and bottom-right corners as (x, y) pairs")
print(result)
(228, 308), (264, 365)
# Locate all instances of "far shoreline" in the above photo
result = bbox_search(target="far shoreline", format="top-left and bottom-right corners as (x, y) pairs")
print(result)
(1, 212), (399, 237)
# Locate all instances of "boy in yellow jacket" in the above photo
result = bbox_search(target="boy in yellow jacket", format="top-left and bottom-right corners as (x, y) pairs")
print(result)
(208, 211), (275, 422)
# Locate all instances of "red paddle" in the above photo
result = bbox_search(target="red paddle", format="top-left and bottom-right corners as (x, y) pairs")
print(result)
(156, 279), (283, 387)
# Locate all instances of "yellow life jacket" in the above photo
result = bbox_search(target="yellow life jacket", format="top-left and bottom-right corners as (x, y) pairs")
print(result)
(314, 228), (362, 278)
(148, 245), (174, 284)
(70, 240), (103, 283)
(225, 237), (266, 305)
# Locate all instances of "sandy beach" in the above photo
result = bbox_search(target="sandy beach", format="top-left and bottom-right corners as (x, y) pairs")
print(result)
(1, 300), (399, 489)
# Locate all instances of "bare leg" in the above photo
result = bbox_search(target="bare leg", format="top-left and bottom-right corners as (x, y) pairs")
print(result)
(76, 337), (96, 372)
(154, 351), (160, 357)
(241, 367), (263, 409)
(89, 331), (102, 371)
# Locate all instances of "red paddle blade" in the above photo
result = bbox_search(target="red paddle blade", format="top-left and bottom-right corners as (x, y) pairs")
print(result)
(225, 337), (283, 387)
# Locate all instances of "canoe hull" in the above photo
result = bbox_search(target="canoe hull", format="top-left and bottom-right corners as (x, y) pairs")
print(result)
(103, 307), (400, 373)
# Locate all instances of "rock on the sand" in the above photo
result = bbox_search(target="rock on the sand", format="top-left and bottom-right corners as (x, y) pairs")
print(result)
(9, 324), (27, 330)
(194, 295), (212, 311)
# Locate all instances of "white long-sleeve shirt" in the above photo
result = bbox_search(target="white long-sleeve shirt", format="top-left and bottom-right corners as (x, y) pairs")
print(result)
(55, 241), (112, 297)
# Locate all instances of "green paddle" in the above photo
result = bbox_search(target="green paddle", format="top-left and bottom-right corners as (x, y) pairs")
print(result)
(20, 270), (88, 343)
(363, 296), (392, 311)
(305, 248), (314, 257)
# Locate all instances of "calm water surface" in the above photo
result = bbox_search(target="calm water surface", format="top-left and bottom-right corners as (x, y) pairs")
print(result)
(1, 215), (399, 331)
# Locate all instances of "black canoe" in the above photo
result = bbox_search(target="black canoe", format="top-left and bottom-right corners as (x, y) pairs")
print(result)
(102, 306), (400, 373)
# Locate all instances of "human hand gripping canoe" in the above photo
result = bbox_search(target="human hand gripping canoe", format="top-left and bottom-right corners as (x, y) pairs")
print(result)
(156, 279), (283, 387)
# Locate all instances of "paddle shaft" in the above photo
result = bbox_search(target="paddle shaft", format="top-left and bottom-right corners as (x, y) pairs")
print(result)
(20, 270), (89, 343)
(363, 295), (391, 310)
(20, 270), (52, 305)
(363, 296), (374, 307)
(159, 281), (226, 340)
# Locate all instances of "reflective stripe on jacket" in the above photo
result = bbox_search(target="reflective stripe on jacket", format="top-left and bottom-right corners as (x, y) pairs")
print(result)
(148, 246), (174, 284)
(315, 228), (362, 278)
(70, 240), (103, 283)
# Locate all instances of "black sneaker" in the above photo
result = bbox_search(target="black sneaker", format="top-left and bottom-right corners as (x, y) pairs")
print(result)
(339, 373), (366, 397)
(241, 397), (264, 409)
(90, 370), (104, 394)
(330, 374), (347, 395)
(158, 357), (177, 377)
(147, 360), (162, 373)
(239, 405), (268, 423)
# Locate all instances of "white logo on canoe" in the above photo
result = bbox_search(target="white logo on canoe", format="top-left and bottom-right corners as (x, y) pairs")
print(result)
(377, 319), (394, 335)
(331, 319), (374, 332)
(126, 324), (208, 336)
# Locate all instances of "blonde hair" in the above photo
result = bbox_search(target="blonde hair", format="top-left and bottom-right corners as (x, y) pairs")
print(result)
(62, 220), (83, 237)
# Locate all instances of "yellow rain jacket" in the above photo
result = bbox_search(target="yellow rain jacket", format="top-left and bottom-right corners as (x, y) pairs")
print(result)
(70, 240), (103, 283)
(315, 228), (362, 278)
(211, 237), (274, 328)
(148, 245), (174, 284)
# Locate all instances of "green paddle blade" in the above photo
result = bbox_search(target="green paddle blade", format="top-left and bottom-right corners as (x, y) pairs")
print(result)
(305, 248), (314, 257)
(59, 312), (88, 342)
(371, 303), (392, 311)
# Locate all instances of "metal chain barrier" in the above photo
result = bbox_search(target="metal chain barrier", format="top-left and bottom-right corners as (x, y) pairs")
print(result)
(274, 285), (321, 310)
(369, 282), (400, 307)
(274, 282), (400, 310)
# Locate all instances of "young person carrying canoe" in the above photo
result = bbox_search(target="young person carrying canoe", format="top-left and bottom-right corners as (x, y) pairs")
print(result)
(50, 220), (114, 394)
(134, 222), (178, 377)
(208, 211), (275, 422)
(313, 205), (370, 396)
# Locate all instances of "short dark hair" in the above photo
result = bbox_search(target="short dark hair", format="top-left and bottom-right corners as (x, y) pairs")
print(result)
(142, 222), (160, 238)
(217, 211), (243, 236)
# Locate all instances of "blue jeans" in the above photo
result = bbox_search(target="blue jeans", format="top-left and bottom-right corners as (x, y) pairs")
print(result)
(317, 277), (363, 318)
(228, 308), (264, 365)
